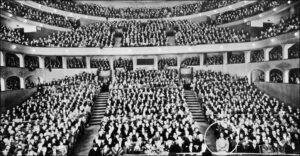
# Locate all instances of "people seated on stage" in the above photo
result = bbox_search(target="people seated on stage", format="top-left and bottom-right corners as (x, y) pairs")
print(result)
(33, 0), (238, 19)
(0, 72), (101, 156)
(181, 56), (200, 67)
(192, 70), (300, 154)
(0, 1), (79, 29)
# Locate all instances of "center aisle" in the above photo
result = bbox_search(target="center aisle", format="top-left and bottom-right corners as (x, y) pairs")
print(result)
(74, 126), (99, 156)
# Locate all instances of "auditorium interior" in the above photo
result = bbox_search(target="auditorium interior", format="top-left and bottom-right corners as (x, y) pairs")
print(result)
(0, 0), (300, 155)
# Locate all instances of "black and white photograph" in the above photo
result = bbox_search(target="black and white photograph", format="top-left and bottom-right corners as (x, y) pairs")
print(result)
(0, 0), (299, 156)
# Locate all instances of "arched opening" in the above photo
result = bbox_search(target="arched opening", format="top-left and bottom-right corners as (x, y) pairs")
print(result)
(5, 53), (20, 67)
(25, 55), (39, 71)
(6, 76), (20, 90)
(270, 69), (283, 83)
(269, 46), (282, 61)
(288, 43), (299, 59)
(250, 49), (264, 62)
(251, 69), (265, 83)
(289, 68), (300, 84)
(25, 75), (38, 88)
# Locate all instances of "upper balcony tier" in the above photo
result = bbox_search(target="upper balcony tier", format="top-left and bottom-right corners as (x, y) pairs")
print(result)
(1, 31), (298, 56)
(18, 0), (255, 21)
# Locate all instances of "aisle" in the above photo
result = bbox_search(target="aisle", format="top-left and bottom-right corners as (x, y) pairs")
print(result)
(74, 125), (99, 156)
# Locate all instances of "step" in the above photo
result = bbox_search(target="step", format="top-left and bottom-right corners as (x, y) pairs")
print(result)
(90, 119), (103, 122)
(93, 111), (106, 115)
(93, 109), (106, 113)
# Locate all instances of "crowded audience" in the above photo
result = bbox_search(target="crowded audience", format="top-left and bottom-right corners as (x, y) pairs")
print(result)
(33, 0), (238, 19)
(289, 68), (300, 84)
(0, 25), (28, 45)
(25, 55), (39, 71)
(44, 56), (62, 71)
(91, 69), (209, 155)
(257, 72), (265, 82)
(5, 53), (20, 67)
(67, 57), (86, 68)
(0, 72), (101, 156)
(113, 58), (133, 71)
(250, 49), (264, 62)
(191, 70), (300, 154)
(111, 69), (179, 89)
(174, 21), (249, 45)
(119, 20), (169, 47)
(288, 43), (300, 59)
(270, 70), (283, 83)
(6, 76), (20, 90)
(228, 52), (245, 64)
(0, 1), (79, 29)
(257, 14), (299, 40)
(181, 56), (200, 67)
(90, 58), (110, 71)
(158, 58), (177, 70)
(204, 54), (223, 65)
(269, 46), (283, 61)
(214, 0), (287, 25)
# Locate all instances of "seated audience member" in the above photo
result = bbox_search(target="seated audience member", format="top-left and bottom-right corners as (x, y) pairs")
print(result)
(214, 0), (287, 24)
(216, 133), (229, 153)
(288, 43), (300, 59)
(45, 56), (62, 71)
(289, 69), (300, 84)
(228, 53), (245, 64)
(270, 71), (283, 83)
(91, 58), (110, 71)
(33, 0), (238, 19)
(204, 55), (223, 65)
(192, 70), (300, 155)
(158, 58), (177, 70)
(181, 56), (200, 67)
(25, 55), (39, 71)
(250, 49), (264, 62)
(5, 53), (20, 67)
(67, 57), (86, 68)
(257, 14), (299, 40)
(113, 58), (133, 71)
(269, 46), (283, 61)
(0, 1), (79, 29)
(0, 25), (29, 45)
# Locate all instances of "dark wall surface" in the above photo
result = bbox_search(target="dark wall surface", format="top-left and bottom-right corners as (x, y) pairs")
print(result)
(254, 82), (300, 108)
(0, 88), (37, 113)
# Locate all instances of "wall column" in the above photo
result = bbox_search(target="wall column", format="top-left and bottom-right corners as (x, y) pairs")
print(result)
(109, 57), (114, 70)
(86, 56), (91, 69)
(283, 70), (290, 83)
(0, 78), (5, 91)
(16, 54), (24, 68)
(38, 56), (45, 68)
(245, 51), (251, 63)
(177, 55), (183, 69)
(264, 48), (272, 61)
(62, 57), (67, 69)
(265, 70), (270, 82)
(282, 44), (294, 59)
(199, 53), (204, 66)
(223, 52), (228, 64)
(20, 77), (25, 89)
(0, 51), (5, 66)
(153, 56), (158, 70)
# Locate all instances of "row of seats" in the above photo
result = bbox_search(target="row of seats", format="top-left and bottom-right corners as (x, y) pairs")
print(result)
(33, 0), (238, 19)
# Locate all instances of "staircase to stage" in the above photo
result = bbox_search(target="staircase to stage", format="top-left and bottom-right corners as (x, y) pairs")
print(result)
(184, 90), (206, 123)
(90, 92), (109, 125)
